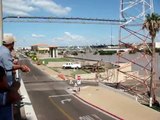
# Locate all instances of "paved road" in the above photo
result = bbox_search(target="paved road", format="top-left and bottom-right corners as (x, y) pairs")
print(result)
(19, 57), (116, 120)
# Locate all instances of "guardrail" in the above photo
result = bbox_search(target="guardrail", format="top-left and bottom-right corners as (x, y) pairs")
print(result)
(16, 70), (38, 120)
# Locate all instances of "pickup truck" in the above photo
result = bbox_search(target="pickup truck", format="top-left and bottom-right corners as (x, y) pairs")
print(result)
(62, 62), (81, 69)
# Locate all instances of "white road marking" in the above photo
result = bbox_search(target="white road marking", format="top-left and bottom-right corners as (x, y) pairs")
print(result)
(33, 75), (38, 81)
(49, 94), (72, 98)
(91, 114), (102, 120)
(61, 98), (72, 104)
(73, 95), (119, 120)
(79, 114), (102, 120)
(79, 115), (95, 120)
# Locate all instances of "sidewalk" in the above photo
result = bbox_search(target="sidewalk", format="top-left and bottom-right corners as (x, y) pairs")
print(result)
(34, 64), (61, 79)
(75, 86), (160, 120)
(35, 64), (160, 120)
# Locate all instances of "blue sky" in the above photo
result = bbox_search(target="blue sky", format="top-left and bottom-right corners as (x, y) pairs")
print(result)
(2, 0), (160, 47)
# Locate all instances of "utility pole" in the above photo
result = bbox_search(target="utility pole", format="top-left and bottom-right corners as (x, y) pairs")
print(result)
(0, 0), (3, 45)
(111, 25), (113, 46)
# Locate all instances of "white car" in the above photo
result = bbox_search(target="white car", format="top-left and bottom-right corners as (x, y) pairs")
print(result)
(62, 62), (81, 69)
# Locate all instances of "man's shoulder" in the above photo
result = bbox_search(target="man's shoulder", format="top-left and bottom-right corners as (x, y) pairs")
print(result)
(0, 45), (6, 50)
(0, 46), (9, 53)
(0, 46), (10, 57)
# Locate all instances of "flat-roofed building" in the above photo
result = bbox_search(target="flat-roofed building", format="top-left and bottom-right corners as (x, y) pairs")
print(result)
(155, 42), (160, 48)
(31, 44), (58, 58)
(31, 44), (49, 52)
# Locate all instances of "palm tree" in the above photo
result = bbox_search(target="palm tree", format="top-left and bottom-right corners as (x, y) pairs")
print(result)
(142, 13), (160, 107)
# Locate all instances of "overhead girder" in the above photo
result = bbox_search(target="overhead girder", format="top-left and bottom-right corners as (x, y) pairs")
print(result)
(3, 16), (126, 25)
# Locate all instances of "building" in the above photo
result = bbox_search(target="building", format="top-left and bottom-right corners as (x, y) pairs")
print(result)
(155, 42), (160, 48)
(49, 46), (58, 58)
(31, 44), (58, 58)
(31, 44), (49, 52)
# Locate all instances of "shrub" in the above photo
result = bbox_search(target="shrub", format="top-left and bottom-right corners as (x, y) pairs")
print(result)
(98, 50), (116, 55)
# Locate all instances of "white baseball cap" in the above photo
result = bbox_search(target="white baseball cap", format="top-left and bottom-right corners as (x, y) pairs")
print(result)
(3, 34), (16, 45)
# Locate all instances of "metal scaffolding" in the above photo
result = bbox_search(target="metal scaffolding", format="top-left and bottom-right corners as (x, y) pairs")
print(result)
(118, 0), (157, 106)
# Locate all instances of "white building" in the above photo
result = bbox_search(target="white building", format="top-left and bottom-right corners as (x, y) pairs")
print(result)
(155, 42), (160, 48)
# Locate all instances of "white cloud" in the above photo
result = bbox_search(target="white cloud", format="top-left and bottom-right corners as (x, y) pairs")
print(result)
(31, 0), (71, 16)
(53, 32), (85, 41)
(3, 0), (71, 16)
(4, 33), (13, 36)
(32, 34), (45, 38)
(3, 0), (35, 16)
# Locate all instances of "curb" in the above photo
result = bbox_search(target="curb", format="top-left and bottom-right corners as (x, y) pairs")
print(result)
(74, 94), (124, 120)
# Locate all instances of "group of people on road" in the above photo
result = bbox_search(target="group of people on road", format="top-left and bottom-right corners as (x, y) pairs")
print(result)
(0, 34), (30, 120)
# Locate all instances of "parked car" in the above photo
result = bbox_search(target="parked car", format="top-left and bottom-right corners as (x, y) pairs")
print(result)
(62, 62), (81, 69)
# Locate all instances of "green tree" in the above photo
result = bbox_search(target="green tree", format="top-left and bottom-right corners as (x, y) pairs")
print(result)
(142, 13), (160, 107)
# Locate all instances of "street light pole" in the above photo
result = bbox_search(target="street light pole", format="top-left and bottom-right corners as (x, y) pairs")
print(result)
(0, 0), (3, 45)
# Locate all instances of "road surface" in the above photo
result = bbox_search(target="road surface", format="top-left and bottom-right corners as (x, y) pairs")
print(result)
(19, 56), (116, 120)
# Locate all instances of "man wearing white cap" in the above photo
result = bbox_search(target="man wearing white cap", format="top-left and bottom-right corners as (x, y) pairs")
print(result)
(0, 34), (30, 120)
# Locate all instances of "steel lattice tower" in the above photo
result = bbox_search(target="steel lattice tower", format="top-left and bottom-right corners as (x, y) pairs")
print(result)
(119, 0), (157, 106)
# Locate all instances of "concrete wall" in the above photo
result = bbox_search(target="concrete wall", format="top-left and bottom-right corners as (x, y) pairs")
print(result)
(80, 61), (98, 66)
(47, 61), (139, 83)
(75, 73), (96, 80)
(75, 62), (135, 83)
(74, 69), (127, 83)
(99, 69), (126, 83)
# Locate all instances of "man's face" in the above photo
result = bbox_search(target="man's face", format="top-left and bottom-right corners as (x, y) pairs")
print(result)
(10, 42), (15, 51)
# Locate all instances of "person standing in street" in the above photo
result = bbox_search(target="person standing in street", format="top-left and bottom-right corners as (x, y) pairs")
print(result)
(0, 34), (30, 120)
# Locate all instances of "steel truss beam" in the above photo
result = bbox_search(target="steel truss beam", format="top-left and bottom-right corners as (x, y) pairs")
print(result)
(119, 0), (156, 106)
(3, 16), (125, 25)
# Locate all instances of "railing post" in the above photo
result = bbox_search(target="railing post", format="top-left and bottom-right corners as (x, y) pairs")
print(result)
(15, 70), (20, 81)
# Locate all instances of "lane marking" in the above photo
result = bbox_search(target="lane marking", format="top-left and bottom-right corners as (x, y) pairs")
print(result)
(33, 74), (38, 81)
(48, 97), (74, 120)
(91, 114), (102, 120)
(49, 94), (72, 98)
(79, 115), (95, 120)
(79, 114), (102, 120)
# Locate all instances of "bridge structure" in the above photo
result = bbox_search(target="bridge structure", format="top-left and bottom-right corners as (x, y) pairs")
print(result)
(2, 16), (125, 25)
